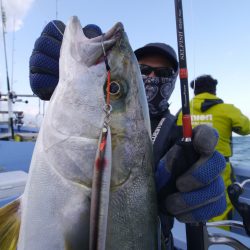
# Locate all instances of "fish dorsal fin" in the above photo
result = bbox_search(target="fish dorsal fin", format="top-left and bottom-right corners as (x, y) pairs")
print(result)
(0, 199), (21, 250)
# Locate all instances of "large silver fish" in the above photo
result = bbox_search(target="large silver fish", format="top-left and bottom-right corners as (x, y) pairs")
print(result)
(0, 16), (158, 250)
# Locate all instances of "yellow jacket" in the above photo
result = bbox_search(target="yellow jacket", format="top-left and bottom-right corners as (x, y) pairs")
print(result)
(177, 93), (250, 157)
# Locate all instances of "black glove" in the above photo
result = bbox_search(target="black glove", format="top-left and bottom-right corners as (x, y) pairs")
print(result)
(29, 20), (102, 100)
(155, 125), (227, 223)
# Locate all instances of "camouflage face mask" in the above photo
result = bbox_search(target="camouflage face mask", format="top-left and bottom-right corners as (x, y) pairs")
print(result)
(142, 74), (177, 117)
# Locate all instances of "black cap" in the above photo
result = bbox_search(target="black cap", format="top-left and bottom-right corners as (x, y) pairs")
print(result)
(82, 24), (102, 38)
(134, 43), (178, 72)
(190, 75), (218, 95)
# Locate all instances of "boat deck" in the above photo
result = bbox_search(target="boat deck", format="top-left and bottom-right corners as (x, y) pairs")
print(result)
(0, 140), (249, 249)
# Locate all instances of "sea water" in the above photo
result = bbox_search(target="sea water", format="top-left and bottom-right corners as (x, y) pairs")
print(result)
(229, 136), (250, 237)
(230, 135), (250, 198)
(231, 135), (250, 167)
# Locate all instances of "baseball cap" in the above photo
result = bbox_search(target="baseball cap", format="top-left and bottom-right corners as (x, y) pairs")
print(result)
(134, 43), (179, 72)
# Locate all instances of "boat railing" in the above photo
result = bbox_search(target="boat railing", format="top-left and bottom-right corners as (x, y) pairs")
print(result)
(0, 92), (40, 140)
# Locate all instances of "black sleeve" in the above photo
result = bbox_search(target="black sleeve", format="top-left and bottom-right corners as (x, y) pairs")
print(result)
(153, 115), (182, 167)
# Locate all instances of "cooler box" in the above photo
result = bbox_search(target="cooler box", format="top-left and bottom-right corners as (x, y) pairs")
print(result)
(0, 171), (28, 207)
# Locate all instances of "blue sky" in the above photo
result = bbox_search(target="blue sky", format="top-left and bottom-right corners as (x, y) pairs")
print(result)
(0, 0), (250, 126)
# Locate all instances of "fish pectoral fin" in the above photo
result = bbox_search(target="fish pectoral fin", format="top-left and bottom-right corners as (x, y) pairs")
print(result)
(0, 199), (21, 250)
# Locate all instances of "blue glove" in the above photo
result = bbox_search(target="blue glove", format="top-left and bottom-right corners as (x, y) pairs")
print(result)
(29, 20), (102, 100)
(155, 125), (227, 223)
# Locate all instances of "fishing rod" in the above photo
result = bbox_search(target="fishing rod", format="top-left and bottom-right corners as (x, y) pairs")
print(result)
(0, 0), (15, 139)
(174, 0), (208, 249)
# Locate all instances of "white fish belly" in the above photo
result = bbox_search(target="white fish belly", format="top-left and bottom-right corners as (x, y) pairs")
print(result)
(18, 135), (98, 250)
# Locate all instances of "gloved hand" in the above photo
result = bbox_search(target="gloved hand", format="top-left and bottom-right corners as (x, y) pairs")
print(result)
(29, 20), (102, 100)
(155, 124), (227, 223)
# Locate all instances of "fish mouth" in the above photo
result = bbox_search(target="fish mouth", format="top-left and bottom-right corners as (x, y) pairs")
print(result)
(66, 17), (124, 67)
(91, 22), (124, 44)
(94, 22), (124, 65)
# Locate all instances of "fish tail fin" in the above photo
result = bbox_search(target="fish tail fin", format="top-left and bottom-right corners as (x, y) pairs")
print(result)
(0, 199), (21, 250)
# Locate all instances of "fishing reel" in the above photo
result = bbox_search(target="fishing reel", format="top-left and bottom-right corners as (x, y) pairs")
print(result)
(227, 180), (250, 236)
(205, 179), (250, 249)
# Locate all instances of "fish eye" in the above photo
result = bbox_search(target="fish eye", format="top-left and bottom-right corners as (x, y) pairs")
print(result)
(104, 79), (127, 102)
(110, 81), (120, 95)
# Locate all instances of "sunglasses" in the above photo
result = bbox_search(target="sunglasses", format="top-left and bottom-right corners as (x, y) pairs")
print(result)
(139, 64), (175, 78)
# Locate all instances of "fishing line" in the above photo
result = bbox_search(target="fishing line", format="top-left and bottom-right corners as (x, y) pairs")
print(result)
(100, 33), (112, 142)
(55, 0), (58, 20)
(101, 34), (112, 107)
(106, 71), (111, 105)
(51, 20), (64, 37)
(11, 17), (16, 91)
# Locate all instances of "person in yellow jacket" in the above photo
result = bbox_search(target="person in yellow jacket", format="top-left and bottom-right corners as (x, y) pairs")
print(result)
(177, 74), (250, 222)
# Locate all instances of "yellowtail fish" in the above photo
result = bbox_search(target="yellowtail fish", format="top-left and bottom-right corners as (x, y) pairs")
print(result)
(0, 16), (158, 250)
